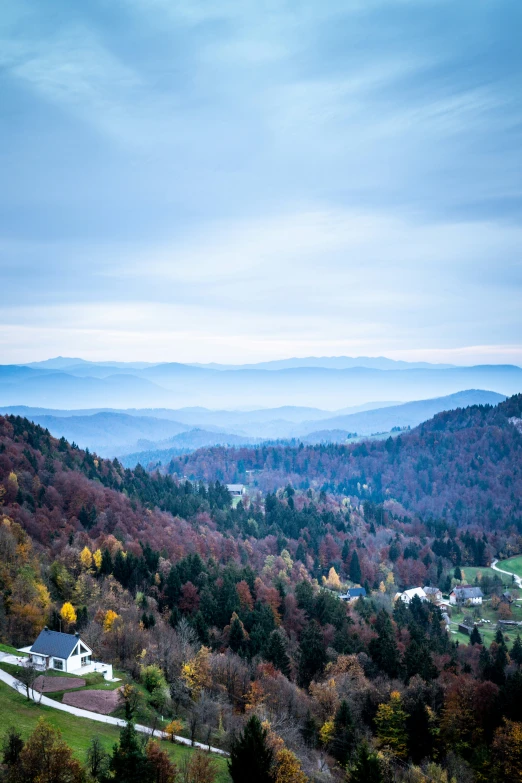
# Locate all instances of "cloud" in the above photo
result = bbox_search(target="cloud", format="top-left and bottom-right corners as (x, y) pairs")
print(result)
(0, 0), (521, 363)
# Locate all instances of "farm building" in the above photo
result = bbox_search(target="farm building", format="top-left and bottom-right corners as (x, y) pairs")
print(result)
(449, 586), (483, 606)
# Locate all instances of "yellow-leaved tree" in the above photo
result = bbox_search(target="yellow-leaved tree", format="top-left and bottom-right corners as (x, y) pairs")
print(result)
(375, 690), (409, 759)
(92, 549), (102, 570)
(181, 646), (211, 698)
(265, 723), (308, 783)
(79, 546), (93, 570)
(322, 567), (342, 591)
(103, 609), (119, 631)
(165, 719), (184, 743)
(60, 602), (77, 628)
(273, 747), (308, 783)
(319, 720), (335, 747)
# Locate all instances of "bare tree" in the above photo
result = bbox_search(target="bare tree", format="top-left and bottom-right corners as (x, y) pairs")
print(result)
(16, 662), (40, 702)
(189, 691), (220, 749)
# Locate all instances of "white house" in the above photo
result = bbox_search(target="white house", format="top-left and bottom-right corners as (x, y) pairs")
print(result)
(339, 587), (367, 602)
(28, 628), (113, 681)
(449, 586), (483, 606)
(423, 586), (443, 603)
(29, 628), (93, 673)
(398, 587), (428, 604)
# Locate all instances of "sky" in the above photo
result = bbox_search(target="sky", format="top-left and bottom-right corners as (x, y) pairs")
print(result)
(1, 0), (521, 366)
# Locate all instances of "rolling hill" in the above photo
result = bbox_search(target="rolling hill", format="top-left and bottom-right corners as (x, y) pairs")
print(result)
(0, 359), (520, 409)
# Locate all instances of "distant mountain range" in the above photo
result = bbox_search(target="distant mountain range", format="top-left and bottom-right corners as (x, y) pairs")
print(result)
(0, 356), (520, 409)
(1, 389), (505, 462)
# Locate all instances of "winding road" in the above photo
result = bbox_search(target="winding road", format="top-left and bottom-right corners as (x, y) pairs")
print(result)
(0, 659), (227, 756)
(491, 559), (522, 588)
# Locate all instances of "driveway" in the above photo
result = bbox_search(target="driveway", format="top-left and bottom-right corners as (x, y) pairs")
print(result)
(491, 559), (522, 588)
(0, 657), (227, 756)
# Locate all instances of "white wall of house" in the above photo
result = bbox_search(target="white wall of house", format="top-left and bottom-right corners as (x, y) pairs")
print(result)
(66, 640), (92, 672)
(51, 657), (66, 671)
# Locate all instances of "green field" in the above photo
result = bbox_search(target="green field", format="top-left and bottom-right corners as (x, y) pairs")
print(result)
(461, 566), (512, 586)
(448, 599), (522, 646)
(0, 681), (230, 781)
(497, 556), (522, 579)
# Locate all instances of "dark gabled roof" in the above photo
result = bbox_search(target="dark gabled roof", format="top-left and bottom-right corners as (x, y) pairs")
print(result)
(452, 586), (483, 599)
(30, 629), (91, 659)
(340, 587), (366, 599)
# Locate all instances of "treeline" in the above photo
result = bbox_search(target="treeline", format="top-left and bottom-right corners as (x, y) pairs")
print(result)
(167, 395), (522, 529)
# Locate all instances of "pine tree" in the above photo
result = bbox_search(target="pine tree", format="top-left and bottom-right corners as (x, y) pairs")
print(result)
(2, 727), (24, 767)
(298, 621), (327, 687)
(349, 550), (362, 584)
(229, 616), (246, 653)
(109, 722), (153, 783)
(330, 700), (356, 766)
(369, 609), (401, 678)
(301, 711), (318, 748)
(470, 626), (482, 646)
(349, 742), (383, 783)
(265, 630), (291, 677)
(511, 635), (522, 666)
(228, 715), (273, 783)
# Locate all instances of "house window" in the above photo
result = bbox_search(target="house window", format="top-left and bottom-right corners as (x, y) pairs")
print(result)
(81, 655), (91, 666)
(53, 658), (64, 671)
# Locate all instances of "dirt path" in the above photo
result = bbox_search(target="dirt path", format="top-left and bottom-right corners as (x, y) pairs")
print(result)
(0, 660), (227, 756)
(491, 559), (522, 588)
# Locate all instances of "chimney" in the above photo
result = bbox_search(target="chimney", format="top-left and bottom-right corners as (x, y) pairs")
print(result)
(75, 632), (80, 638)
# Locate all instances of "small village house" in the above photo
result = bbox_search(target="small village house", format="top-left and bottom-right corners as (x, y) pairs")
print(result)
(28, 628), (113, 679)
(396, 587), (428, 604)
(339, 587), (367, 602)
(449, 586), (483, 606)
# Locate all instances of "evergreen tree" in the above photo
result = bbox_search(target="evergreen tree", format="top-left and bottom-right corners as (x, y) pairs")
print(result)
(349, 742), (383, 783)
(264, 630), (291, 677)
(301, 711), (318, 748)
(349, 550), (362, 584)
(295, 580), (315, 616)
(454, 566), (462, 581)
(109, 722), (153, 783)
(511, 635), (522, 666)
(330, 700), (356, 766)
(228, 715), (273, 783)
(369, 609), (401, 678)
(298, 621), (327, 687)
(100, 548), (112, 576)
(470, 626), (482, 646)
(229, 616), (246, 654)
(2, 727), (24, 767)
(404, 638), (436, 681)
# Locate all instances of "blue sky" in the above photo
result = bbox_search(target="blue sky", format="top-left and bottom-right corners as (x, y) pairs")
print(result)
(1, 0), (521, 364)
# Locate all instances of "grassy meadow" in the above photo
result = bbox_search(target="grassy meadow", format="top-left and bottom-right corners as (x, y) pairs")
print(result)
(0, 681), (230, 782)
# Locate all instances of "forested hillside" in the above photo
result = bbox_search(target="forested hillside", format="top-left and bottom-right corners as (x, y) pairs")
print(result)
(167, 395), (522, 530)
(2, 407), (522, 782)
